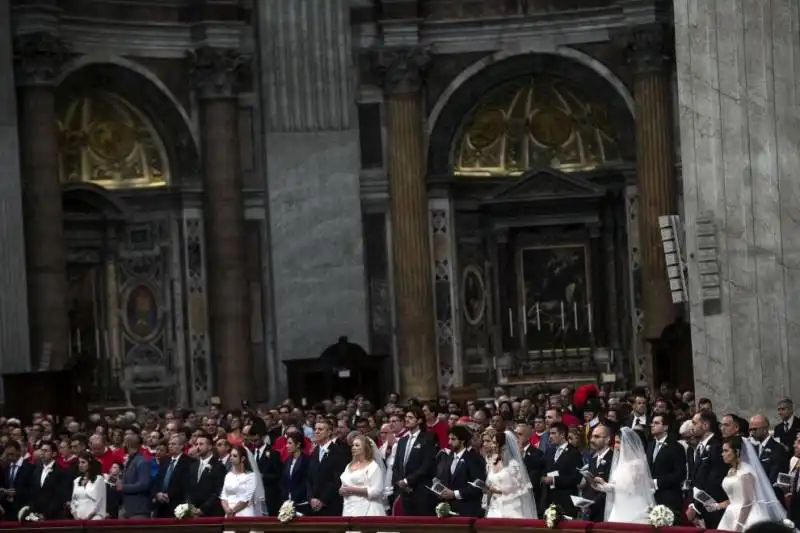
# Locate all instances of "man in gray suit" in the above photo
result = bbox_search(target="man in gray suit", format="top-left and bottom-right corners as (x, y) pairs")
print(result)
(118, 434), (152, 518)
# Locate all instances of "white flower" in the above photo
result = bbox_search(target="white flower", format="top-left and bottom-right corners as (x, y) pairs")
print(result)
(435, 502), (456, 518)
(648, 505), (675, 528)
(17, 506), (30, 522)
(174, 503), (198, 519)
(784, 519), (796, 529)
(544, 504), (560, 529)
(278, 500), (296, 523)
(26, 514), (40, 522)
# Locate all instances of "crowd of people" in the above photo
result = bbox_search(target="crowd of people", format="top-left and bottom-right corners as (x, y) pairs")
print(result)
(0, 384), (797, 532)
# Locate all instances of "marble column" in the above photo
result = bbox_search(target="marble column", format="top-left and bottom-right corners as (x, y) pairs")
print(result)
(190, 47), (253, 407)
(0, 0), (31, 373)
(675, 0), (800, 416)
(377, 47), (438, 400)
(630, 25), (678, 384)
(14, 32), (71, 370)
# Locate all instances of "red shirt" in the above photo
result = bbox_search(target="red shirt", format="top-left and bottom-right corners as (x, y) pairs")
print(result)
(563, 412), (582, 427)
(57, 455), (77, 470)
(272, 435), (313, 462)
(427, 419), (449, 449)
(94, 448), (125, 474)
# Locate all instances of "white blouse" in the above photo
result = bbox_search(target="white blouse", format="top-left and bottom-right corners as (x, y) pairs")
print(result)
(220, 471), (258, 517)
(71, 477), (107, 520)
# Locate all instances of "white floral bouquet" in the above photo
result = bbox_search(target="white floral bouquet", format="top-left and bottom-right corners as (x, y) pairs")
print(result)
(278, 500), (297, 523)
(435, 502), (458, 518)
(647, 505), (675, 528)
(544, 504), (563, 529)
(174, 502), (200, 519)
(17, 506), (42, 522)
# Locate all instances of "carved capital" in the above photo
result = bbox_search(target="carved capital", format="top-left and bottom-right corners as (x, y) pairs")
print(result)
(374, 46), (430, 95)
(188, 47), (250, 100)
(627, 24), (672, 75)
(14, 32), (71, 87)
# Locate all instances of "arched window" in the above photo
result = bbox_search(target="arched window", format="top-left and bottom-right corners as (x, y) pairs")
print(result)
(58, 91), (169, 189)
(452, 76), (622, 177)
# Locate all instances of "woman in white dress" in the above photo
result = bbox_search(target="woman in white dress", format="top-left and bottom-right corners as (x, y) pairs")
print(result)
(482, 429), (538, 519)
(714, 436), (787, 532)
(594, 427), (654, 524)
(220, 445), (267, 517)
(70, 452), (106, 520)
(339, 435), (386, 516)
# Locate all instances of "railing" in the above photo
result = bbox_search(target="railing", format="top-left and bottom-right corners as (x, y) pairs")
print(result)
(0, 517), (723, 533)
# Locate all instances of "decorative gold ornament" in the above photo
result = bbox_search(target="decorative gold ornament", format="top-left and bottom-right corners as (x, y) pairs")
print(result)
(58, 91), (169, 189)
(453, 77), (622, 176)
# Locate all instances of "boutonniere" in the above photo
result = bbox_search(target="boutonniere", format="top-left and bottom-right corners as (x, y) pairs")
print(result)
(413, 443), (422, 449)
(600, 460), (607, 466)
(202, 463), (212, 471)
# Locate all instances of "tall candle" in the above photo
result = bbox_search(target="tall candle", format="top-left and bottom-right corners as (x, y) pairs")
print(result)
(588, 303), (593, 334)
(508, 308), (514, 337)
(522, 305), (527, 335)
(573, 302), (578, 330)
(94, 328), (100, 359)
(77, 329), (82, 354)
(535, 303), (541, 330)
(560, 301), (565, 330)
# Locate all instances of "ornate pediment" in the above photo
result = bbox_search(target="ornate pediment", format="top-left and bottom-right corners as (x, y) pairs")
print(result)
(483, 168), (605, 202)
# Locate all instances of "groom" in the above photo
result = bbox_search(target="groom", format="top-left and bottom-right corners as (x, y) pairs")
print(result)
(541, 422), (582, 516)
(687, 412), (727, 529)
(648, 414), (686, 519)
(436, 425), (485, 517)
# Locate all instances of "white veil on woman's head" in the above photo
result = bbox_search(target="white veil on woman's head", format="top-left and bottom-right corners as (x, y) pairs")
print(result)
(362, 435), (388, 504)
(244, 447), (267, 516)
(604, 427), (655, 521)
(502, 430), (538, 519)
(737, 437), (788, 525)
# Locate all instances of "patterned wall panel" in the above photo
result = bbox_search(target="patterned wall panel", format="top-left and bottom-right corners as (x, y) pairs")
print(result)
(429, 199), (461, 393)
(183, 212), (213, 407)
(625, 184), (650, 386)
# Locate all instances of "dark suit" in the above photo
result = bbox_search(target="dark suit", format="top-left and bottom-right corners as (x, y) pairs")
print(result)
(522, 444), (546, 514)
(152, 455), (195, 518)
(436, 448), (485, 517)
(648, 437), (687, 517)
(391, 430), (438, 516)
(306, 440), (349, 516)
(0, 461), (34, 518)
(754, 436), (790, 507)
(789, 468), (800, 525)
(29, 462), (69, 519)
(542, 444), (583, 515)
(186, 456), (226, 517)
(774, 417), (800, 450)
(281, 454), (309, 505)
(690, 436), (727, 529)
(583, 449), (613, 521)
(254, 445), (283, 516)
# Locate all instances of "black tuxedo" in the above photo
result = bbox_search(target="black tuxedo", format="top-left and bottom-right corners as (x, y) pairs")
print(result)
(584, 449), (613, 521)
(522, 444), (546, 513)
(648, 437), (687, 516)
(774, 417), (800, 450)
(254, 445), (283, 516)
(690, 436), (727, 529)
(186, 456), (226, 517)
(306, 440), (349, 516)
(29, 462), (69, 519)
(542, 444), (583, 515)
(754, 436), (790, 507)
(436, 448), (485, 517)
(0, 461), (35, 518)
(152, 455), (195, 518)
(391, 430), (438, 516)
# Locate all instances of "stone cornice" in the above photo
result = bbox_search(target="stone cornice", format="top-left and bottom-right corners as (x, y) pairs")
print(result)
(188, 46), (251, 100)
(626, 23), (672, 75)
(373, 46), (431, 95)
(13, 32), (72, 87)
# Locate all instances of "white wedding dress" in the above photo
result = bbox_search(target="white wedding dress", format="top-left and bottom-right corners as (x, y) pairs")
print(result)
(220, 471), (259, 516)
(604, 428), (654, 524)
(70, 477), (107, 520)
(340, 460), (386, 517)
(485, 432), (538, 519)
(717, 469), (775, 531)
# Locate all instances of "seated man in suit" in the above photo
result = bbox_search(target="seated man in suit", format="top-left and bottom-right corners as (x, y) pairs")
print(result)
(435, 425), (486, 517)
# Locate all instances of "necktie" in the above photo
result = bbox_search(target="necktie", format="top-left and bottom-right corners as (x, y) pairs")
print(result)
(8, 465), (15, 485)
(256, 449), (262, 462)
(163, 459), (177, 490)
(695, 444), (704, 462)
(404, 436), (415, 466)
(555, 446), (563, 462)
(654, 442), (662, 459)
(319, 445), (326, 461)
(197, 460), (206, 482)
(451, 453), (459, 475)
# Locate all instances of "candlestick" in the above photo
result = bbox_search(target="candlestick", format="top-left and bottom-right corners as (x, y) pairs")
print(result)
(77, 329), (82, 354)
(522, 305), (527, 335)
(68, 330), (73, 359)
(588, 303), (593, 334)
(94, 328), (100, 359)
(560, 301), (565, 330)
(508, 308), (514, 337)
(535, 302), (541, 331)
(573, 302), (578, 330)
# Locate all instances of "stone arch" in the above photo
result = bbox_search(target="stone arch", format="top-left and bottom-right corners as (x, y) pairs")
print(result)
(62, 182), (131, 220)
(56, 58), (200, 185)
(427, 50), (635, 178)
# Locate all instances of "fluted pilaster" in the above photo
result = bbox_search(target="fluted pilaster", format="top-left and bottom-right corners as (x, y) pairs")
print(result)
(14, 32), (71, 370)
(378, 47), (438, 400)
(631, 25), (678, 341)
(190, 47), (253, 406)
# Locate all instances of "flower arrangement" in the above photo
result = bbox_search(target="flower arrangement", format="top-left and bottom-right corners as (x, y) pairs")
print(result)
(647, 504), (675, 528)
(278, 500), (297, 523)
(174, 503), (200, 519)
(544, 504), (563, 529)
(783, 519), (796, 529)
(435, 502), (457, 518)
(17, 506), (42, 522)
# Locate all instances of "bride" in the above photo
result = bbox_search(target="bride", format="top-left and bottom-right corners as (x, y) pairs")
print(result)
(482, 429), (538, 518)
(593, 427), (654, 523)
(712, 435), (787, 532)
(339, 434), (387, 516)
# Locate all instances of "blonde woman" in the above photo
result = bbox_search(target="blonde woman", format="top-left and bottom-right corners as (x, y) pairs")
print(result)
(338, 435), (386, 516)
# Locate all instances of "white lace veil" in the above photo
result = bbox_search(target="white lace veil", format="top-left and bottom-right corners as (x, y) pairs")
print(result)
(604, 427), (655, 521)
(245, 447), (267, 516)
(365, 436), (388, 505)
(738, 437), (787, 525)
(502, 430), (538, 519)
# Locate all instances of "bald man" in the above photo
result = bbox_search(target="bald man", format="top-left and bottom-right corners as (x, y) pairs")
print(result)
(749, 414), (789, 507)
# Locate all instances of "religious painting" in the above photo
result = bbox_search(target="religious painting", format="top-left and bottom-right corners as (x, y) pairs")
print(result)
(519, 245), (592, 351)
(461, 265), (486, 325)
(124, 284), (161, 341)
